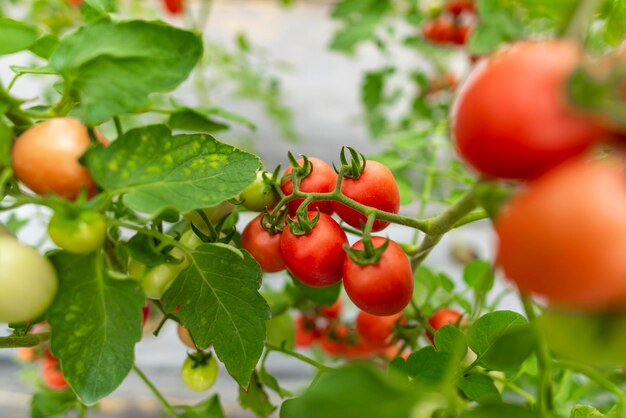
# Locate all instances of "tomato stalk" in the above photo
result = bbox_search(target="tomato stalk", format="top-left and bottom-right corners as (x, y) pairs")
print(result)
(0, 332), (50, 348)
(133, 364), (181, 418)
(265, 342), (334, 373)
(562, 0), (604, 41)
(554, 359), (626, 404)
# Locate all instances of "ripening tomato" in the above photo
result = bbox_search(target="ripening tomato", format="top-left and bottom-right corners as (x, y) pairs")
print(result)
(240, 171), (279, 211)
(344, 338), (379, 359)
(12, 118), (108, 200)
(48, 209), (107, 254)
(164, 0), (184, 14)
(332, 160), (399, 231)
(42, 357), (68, 390)
(281, 157), (337, 215)
(426, 308), (465, 343)
(452, 40), (607, 180)
(178, 324), (196, 349)
(343, 237), (413, 316)
(0, 237), (58, 323)
(142, 305), (150, 327)
(181, 354), (218, 392)
(445, 0), (475, 16)
(280, 212), (348, 287)
(497, 157), (626, 311)
(422, 18), (455, 44)
(241, 215), (285, 273)
(319, 323), (348, 356)
(319, 297), (343, 320)
(451, 25), (471, 45)
(356, 311), (403, 347)
(295, 315), (320, 348)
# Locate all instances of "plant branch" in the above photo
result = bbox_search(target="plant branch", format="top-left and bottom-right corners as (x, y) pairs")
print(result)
(265, 343), (334, 373)
(133, 364), (180, 418)
(0, 332), (50, 348)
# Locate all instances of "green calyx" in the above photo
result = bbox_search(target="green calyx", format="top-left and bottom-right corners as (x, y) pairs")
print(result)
(345, 237), (390, 266)
(333, 146), (366, 179)
(286, 209), (321, 236)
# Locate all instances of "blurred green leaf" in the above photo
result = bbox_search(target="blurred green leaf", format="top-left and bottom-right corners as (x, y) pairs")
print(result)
(0, 17), (38, 55)
(28, 34), (59, 59)
(168, 109), (229, 134)
(482, 325), (536, 371)
(458, 374), (501, 404)
(434, 325), (468, 363)
(31, 389), (80, 418)
(467, 311), (527, 362)
(290, 275), (342, 306)
(181, 395), (226, 418)
(266, 311), (295, 351)
(461, 403), (541, 418)
(463, 260), (495, 293)
(239, 372), (276, 418)
(570, 405), (605, 418)
(406, 346), (456, 388)
(0, 119), (11, 169)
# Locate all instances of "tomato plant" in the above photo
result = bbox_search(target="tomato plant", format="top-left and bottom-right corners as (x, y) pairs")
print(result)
(48, 209), (107, 254)
(181, 354), (218, 392)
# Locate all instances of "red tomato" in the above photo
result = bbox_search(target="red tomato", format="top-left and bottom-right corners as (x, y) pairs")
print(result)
(445, 0), (475, 16)
(427, 308), (465, 343)
(319, 297), (343, 320)
(42, 357), (68, 390)
(422, 18), (455, 44)
(241, 214), (285, 273)
(497, 157), (626, 311)
(280, 212), (347, 287)
(344, 338), (379, 359)
(281, 157), (337, 215)
(332, 160), (400, 231)
(295, 315), (320, 348)
(452, 40), (607, 180)
(164, 0), (184, 14)
(356, 311), (403, 347)
(319, 323), (348, 356)
(142, 305), (150, 326)
(451, 25), (471, 45)
(12, 118), (108, 200)
(343, 237), (413, 316)
(68, 0), (82, 5)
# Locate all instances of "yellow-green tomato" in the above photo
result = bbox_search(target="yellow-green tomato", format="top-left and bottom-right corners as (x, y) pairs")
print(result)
(48, 210), (107, 254)
(0, 237), (58, 323)
(240, 171), (278, 212)
(0, 224), (15, 239)
(183, 202), (235, 235)
(181, 354), (218, 392)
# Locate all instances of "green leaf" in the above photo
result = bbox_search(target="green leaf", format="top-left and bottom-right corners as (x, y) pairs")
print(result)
(266, 311), (295, 351)
(48, 252), (145, 404)
(83, 0), (115, 13)
(162, 244), (270, 387)
(28, 34), (60, 59)
(290, 275), (342, 306)
(461, 403), (541, 418)
(463, 260), (495, 293)
(239, 371), (277, 418)
(259, 362), (292, 398)
(181, 395), (227, 418)
(458, 374), (501, 404)
(31, 389), (79, 418)
(602, 0), (626, 46)
(85, 125), (260, 217)
(329, 16), (380, 53)
(0, 17), (38, 55)
(481, 325), (536, 372)
(434, 324), (468, 362)
(50, 20), (202, 124)
(0, 119), (11, 169)
(280, 365), (418, 418)
(168, 109), (229, 134)
(406, 347), (455, 388)
(467, 311), (527, 362)
(570, 405), (605, 418)
(469, 2), (524, 55)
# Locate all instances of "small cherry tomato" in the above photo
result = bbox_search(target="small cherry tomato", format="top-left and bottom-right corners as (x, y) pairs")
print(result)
(42, 356), (68, 390)
(12, 118), (108, 200)
(318, 297), (343, 320)
(445, 0), (475, 16)
(356, 311), (403, 348)
(164, 0), (184, 14)
(332, 160), (400, 231)
(240, 171), (279, 212)
(142, 305), (150, 327)
(48, 209), (107, 254)
(343, 237), (413, 316)
(422, 18), (455, 44)
(181, 354), (218, 392)
(241, 214), (285, 273)
(319, 323), (348, 356)
(280, 212), (348, 287)
(178, 324), (196, 349)
(427, 308), (465, 344)
(281, 157), (337, 215)
(295, 315), (320, 348)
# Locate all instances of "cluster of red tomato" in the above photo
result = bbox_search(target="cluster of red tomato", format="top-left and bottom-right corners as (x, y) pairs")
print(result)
(422, 0), (475, 46)
(242, 156), (415, 317)
(453, 40), (626, 312)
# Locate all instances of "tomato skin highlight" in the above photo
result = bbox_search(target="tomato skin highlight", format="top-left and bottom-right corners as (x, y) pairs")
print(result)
(356, 311), (402, 348)
(241, 214), (285, 273)
(281, 157), (337, 215)
(343, 237), (413, 316)
(497, 157), (626, 311)
(12, 118), (107, 200)
(0, 237), (58, 323)
(332, 160), (400, 231)
(452, 40), (607, 180)
(181, 355), (218, 392)
(48, 210), (107, 254)
(280, 212), (348, 287)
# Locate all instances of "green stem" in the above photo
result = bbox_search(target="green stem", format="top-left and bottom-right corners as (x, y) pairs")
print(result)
(265, 343), (334, 373)
(521, 296), (553, 415)
(554, 359), (626, 401)
(562, 0), (604, 41)
(133, 365), (180, 418)
(0, 332), (50, 348)
(113, 116), (124, 137)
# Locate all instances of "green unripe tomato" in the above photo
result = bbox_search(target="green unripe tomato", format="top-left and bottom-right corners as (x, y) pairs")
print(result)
(48, 210), (107, 254)
(0, 237), (58, 323)
(183, 202), (235, 235)
(240, 171), (278, 212)
(181, 354), (218, 392)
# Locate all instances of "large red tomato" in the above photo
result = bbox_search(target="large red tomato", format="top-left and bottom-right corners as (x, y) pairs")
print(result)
(281, 157), (337, 215)
(343, 237), (413, 316)
(332, 160), (400, 231)
(497, 157), (626, 310)
(12, 118), (108, 200)
(452, 40), (607, 180)
(241, 214), (285, 273)
(356, 311), (403, 347)
(280, 212), (347, 287)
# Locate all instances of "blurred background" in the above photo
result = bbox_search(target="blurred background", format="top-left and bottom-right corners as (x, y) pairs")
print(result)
(0, 0), (500, 416)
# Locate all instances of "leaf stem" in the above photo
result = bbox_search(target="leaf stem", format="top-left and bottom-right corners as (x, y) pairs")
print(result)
(265, 343), (334, 373)
(0, 332), (50, 348)
(133, 364), (180, 418)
